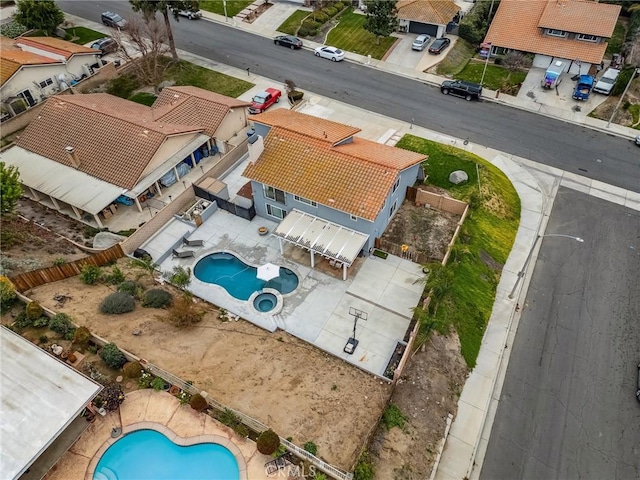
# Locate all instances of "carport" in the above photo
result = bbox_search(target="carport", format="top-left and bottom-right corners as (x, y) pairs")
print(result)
(272, 209), (369, 281)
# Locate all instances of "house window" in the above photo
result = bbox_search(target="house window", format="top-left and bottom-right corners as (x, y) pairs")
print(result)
(17, 89), (36, 107)
(263, 185), (285, 203)
(389, 200), (397, 218)
(392, 177), (401, 193)
(266, 204), (286, 219)
(38, 78), (54, 88)
(547, 29), (567, 38)
(350, 214), (357, 221)
(293, 195), (317, 207)
(576, 34), (597, 42)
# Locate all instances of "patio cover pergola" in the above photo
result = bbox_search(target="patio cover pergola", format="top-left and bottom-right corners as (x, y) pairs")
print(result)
(0, 327), (102, 479)
(272, 209), (369, 280)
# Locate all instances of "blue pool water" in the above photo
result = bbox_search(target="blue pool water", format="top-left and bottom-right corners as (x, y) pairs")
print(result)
(253, 292), (277, 312)
(93, 430), (239, 480)
(194, 252), (298, 300)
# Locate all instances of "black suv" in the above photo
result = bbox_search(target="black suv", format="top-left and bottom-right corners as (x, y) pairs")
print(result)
(101, 11), (126, 29)
(440, 80), (483, 101)
(90, 37), (117, 56)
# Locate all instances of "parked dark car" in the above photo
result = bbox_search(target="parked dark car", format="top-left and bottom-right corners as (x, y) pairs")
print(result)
(428, 37), (451, 54)
(440, 80), (482, 101)
(274, 35), (303, 49)
(90, 37), (117, 56)
(101, 11), (126, 29)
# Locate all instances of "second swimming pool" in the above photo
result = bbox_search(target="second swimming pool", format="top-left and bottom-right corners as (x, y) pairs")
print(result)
(193, 252), (298, 301)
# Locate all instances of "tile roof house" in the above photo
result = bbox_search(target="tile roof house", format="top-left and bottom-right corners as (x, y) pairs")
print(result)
(484, 0), (621, 73)
(243, 109), (427, 273)
(396, 0), (460, 37)
(0, 36), (103, 120)
(1, 88), (251, 227)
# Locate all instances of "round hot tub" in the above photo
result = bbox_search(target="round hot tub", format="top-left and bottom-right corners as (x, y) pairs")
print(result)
(253, 292), (278, 312)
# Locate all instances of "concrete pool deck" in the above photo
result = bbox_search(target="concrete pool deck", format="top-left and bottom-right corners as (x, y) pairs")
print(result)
(43, 390), (271, 480)
(141, 159), (424, 378)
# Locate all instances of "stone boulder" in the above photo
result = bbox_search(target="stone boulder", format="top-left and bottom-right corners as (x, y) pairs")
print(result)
(449, 170), (468, 185)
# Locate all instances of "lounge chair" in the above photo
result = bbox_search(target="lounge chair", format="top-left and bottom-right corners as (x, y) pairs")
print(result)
(172, 249), (195, 258)
(183, 237), (204, 247)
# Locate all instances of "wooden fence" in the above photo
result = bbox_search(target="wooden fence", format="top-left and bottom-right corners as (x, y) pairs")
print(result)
(9, 243), (124, 292)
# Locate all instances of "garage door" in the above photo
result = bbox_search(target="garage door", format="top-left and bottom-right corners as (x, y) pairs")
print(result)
(408, 21), (438, 36)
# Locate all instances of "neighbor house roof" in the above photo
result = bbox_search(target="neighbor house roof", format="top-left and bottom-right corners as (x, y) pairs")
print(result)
(485, 0), (620, 65)
(16, 36), (98, 59)
(251, 108), (361, 145)
(396, 0), (459, 25)
(16, 94), (203, 190)
(0, 327), (101, 480)
(153, 86), (251, 137)
(243, 118), (426, 221)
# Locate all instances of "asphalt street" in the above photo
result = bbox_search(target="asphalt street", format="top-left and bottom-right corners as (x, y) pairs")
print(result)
(58, 1), (640, 193)
(481, 187), (640, 480)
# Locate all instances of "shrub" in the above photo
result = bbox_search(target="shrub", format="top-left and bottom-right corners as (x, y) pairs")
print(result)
(104, 266), (125, 285)
(13, 310), (32, 329)
(26, 301), (44, 320)
(312, 11), (328, 23)
(334, 1), (344, 10)
(382, 403), (407, 430)
(289, 90), (304, 101)
(100, 292), (135, 314)
(64, 328), (76, 341)
(118, 280), (144, 298)
(99, 383), (125, 411)
(39, 334), (49, 344)
(0, 276), (16, 305)
(80, 264), (102, 285)
(151, 376), (167, 391)
(303, 441), (317, 455)
(138, 371), (153, 388)
(165, 294), (205, 328)
(164, 265), (191, 289)
(353, 451), (375, 480)
(33, 316), (50, 328)
(142, 289), (173, 308)
(50, 313), (74, 335)
(52, 257), (67, 266)
(611, 67), (636, 96)
(256, 429), (280, 455)
(219, 408), (240, 427)
(322, 6), (338, 17)
(297, 26), (310, 37)
(233, 423), (249, 438)
(189, 393), (208, 412)
(73, 326), (91, 351)
(302, 19), (320, 30)
(123, 361), (143, 378)
(100, 343), (128, 369)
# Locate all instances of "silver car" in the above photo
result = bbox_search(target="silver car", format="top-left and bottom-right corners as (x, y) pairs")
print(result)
(412, 34), (431, 51)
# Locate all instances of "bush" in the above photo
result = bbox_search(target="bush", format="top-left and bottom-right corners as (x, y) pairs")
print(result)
(98, 383), (125, 411)
(289, 90), (304, 101)
(611, 67), (637, 96)
(26, 301), (43, 320)
(256, 429), (280, 455)
(52, 257), (67, 266)
(303, 441), (317, 455)
(233, 423), (249, 438)
(297, 26), (310, 37)
(80, 264), (102, 285)
(164, 265), (191, 289)
(322, 6), (338, 17)
(106, 73), (140, 99)
(100, 343), (127, 369)
(73, 326), (92, 351)
(118, 280), (144, 298)
(334, 1), (344, 10)
(33, 316), (50, 328)
(302, 19), (320, 30)
(13, 310), (32, 329)
(151, 376), (168, 391)
(189, 393), (208, 412)
(142, 289), (173, 308)
(50, 313), (74, 335)
(382, 403), (407, 430)
(104, 266), (125, 285)
(353, 451), (375, 480)
(123, 361), (143, 378)
(166, 294), (205, 328)
(39, 334), (49, 344)
(312, 11), (328, 23)
(0, 276), (16, 305)
(100, 292), (135, 314)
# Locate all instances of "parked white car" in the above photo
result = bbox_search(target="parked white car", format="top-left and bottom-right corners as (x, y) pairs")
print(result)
(171, 7), (202, 19)
(593, 67), (620, 95)
(412, 34), (431, 51)
(314, 46), (345, 62)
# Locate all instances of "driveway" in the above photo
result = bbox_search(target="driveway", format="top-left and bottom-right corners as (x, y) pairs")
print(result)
(384, 33), (459, 72)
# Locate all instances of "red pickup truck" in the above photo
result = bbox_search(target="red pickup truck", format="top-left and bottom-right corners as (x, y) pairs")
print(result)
(249, 88), (281, 114)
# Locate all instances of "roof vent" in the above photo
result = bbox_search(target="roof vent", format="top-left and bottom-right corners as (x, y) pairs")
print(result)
(65, 146), (80, 168)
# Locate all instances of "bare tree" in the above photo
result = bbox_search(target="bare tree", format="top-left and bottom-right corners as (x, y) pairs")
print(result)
(114, 16), (172, 92)
(502, 51), (532, 71)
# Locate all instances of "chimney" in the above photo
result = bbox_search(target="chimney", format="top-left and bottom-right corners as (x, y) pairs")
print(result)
(247, 133), (264, 163)
(65, 146), (80, 168)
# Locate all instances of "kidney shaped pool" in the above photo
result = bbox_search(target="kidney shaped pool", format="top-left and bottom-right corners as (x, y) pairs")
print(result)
(193, 252), (298, 301)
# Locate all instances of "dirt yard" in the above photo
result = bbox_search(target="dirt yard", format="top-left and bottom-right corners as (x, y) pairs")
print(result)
(589, 78), (639, 128)
(22, 260), (390, 471)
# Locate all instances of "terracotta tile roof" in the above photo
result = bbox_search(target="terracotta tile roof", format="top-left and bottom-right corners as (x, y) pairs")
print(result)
(485, 0), (617, 65)
(251, 108), (361, 145)
(538, 0), (620, 38)
(396, 0), (459, 25)
(0, 58), (21, 85)
(153, 86), (251, 137)
(16, 94), (203, 190)
(243, 126), (426, 221)
(16, 37), (98, 59)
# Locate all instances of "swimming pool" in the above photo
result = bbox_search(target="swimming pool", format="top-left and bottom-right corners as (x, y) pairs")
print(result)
(93, 429), (239, 480)
(194, 252), (298, 301)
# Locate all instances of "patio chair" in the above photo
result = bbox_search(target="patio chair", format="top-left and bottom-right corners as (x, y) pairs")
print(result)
(172, 249), (195, 258)
(183, 236), (204, 247)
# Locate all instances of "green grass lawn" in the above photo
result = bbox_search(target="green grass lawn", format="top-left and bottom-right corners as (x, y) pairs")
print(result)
(199, 0), (252, 18)
(277, 9), (311, 35)
(165, 60), (253, 97)
(435, 38), (474, 76)
(628, 104), (640, 129)
(326, 8), (396, 60)
(456, 61), (527, 91)
(64, 26), (106, 45)
(396, 135), (520, 368)
(128, 92), (158, 106)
